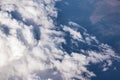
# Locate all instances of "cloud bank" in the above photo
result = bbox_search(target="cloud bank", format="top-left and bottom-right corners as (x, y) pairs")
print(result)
(0, 0), (119, 80)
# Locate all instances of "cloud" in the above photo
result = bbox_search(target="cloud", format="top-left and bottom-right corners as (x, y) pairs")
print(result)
(63, 25), (83, 41)
(0, 0), (119, 80)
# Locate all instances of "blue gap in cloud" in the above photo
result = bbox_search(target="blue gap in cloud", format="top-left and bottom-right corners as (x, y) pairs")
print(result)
(0, 25), (10, 36)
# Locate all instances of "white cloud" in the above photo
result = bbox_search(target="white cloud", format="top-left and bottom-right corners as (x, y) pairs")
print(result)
(0, 0), (119, 80)
(63, 25), (83, 41)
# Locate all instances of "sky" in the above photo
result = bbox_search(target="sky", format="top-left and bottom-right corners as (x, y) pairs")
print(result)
(0, 0), (119, 80)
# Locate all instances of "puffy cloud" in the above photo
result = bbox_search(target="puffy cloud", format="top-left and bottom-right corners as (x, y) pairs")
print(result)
(63, 26), (83, 41)
(0, 0), (119, 80)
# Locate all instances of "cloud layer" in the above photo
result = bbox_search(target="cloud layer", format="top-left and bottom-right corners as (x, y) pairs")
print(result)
(0, 0), (119, 80)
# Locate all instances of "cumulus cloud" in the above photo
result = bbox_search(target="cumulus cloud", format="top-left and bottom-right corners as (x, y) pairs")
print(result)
(63, 25), (83, 41)
(0, 0), (119, 80)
